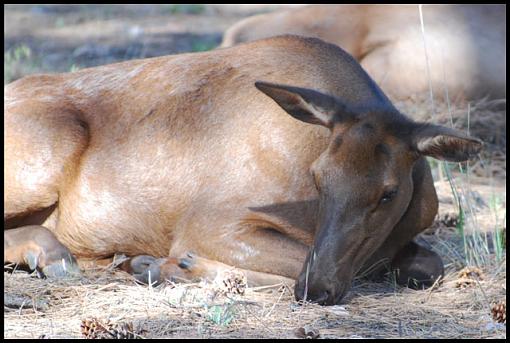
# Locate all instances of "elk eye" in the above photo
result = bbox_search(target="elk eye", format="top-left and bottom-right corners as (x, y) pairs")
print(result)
(380, 189), (398, 204)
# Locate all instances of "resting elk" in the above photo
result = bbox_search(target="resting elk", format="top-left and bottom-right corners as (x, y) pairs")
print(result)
(4, 35), (482, 305)
(221, 5), (506, 101)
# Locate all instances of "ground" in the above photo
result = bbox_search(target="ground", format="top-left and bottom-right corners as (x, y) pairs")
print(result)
(3, 4), (506, 339)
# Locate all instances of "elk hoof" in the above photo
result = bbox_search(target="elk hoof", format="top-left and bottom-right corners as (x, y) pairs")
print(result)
(41, 258), (81, 278)
(392, 241), (444, 289)
(178, 257), (194, 270)
(128, 255), (165, 285)
(123, 254), (198, 285)
(21, 245), (80, 278)
(4, 225), (81, 278)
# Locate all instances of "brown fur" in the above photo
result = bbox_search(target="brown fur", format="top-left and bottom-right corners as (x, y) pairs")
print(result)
(221, 5), (506, 101)
(4, 35), (481, 304)
(4, 225), (79, 276)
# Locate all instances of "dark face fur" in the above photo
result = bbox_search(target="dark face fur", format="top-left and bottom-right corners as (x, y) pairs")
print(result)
(296, 118), (417, 304)
(256, 81), (482, 305)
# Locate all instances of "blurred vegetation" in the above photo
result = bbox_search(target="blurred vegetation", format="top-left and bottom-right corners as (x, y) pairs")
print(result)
(206, 302), (236, 326)
(166, 4), (206, 15)
(54, 16), (66, 28)
(442, 160), (506, 268)
(4, 45), (39, 84)
(69, 64), (81, 72)
(191, 40), (218, 52)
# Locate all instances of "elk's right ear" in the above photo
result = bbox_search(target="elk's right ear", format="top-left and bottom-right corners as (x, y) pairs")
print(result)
(412, 123), (483, 162)
(255, 81), (355, 128)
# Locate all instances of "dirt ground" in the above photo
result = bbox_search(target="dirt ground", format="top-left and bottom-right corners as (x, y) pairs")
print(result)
(4, 4), (301, 82)
(4, 4), (506, 339)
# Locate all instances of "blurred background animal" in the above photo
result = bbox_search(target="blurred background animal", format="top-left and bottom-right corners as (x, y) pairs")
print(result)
(222, 5), (506, 102)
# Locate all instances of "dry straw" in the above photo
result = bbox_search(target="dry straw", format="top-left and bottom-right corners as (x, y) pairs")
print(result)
(4, 241), (506, 339)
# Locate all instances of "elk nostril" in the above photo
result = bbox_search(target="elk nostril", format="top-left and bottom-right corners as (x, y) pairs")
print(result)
(315, 290), (330, 305)
(294, 283), (331, 304)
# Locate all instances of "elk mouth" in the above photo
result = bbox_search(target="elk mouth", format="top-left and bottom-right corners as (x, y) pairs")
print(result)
(295, 235), (374, 305)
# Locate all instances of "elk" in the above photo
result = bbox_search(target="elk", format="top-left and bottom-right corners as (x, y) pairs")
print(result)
(222, 5), (506, 101)
(4, 35), (482, 305)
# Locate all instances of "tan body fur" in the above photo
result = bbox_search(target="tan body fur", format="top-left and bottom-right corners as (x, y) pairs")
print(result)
(222, 5), (506, 101)
(5, 37), (345, 277)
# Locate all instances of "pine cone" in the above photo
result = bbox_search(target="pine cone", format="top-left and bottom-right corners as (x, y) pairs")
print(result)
(216, 269), (247, 296)
(458, 266), (484, 280)
(80, 318), (137, 339)
(438, 212), (459, 228)
(225, 271), (247, 295)
(294, 325), (320, 339)
(491, 301), (506, 324)
(454, 266), (485, 288)
(454, 277), (475, 289)
(81, 318), (100, 338)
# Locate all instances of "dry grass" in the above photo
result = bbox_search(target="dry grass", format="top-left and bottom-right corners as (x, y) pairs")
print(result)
(4, 251), (506, 339)
(394, 96), (506, 180)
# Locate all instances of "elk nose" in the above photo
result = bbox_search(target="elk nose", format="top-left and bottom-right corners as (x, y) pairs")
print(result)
(295, 284), (333, 305)
(313, 290), (331, 305)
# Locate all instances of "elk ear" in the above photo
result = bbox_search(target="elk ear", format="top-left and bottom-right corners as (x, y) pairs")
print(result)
(413, 124), (483, 162)
(255, 81), (355, 128)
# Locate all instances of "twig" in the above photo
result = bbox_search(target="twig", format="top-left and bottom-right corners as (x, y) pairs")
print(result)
(264, 284), (286, 318)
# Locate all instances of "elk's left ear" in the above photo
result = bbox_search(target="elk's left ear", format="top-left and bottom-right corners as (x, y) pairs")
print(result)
(412, 124), (483, 162)
(255, 81), (356, 128)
